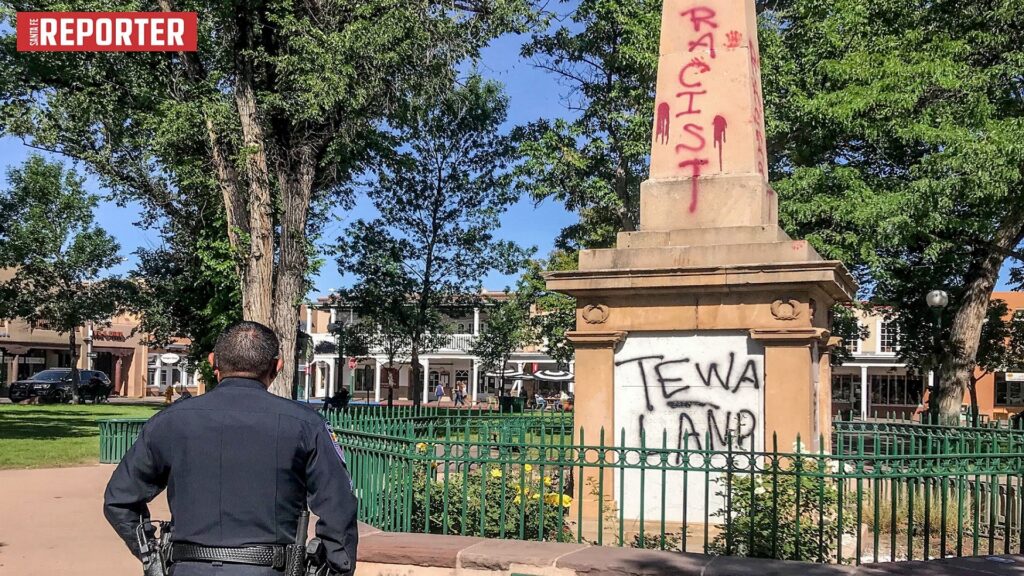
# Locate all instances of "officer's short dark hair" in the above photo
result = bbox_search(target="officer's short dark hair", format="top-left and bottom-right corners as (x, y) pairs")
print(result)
(214, 321), (280, 376)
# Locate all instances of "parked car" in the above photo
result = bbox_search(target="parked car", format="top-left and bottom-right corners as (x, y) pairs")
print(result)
(7, 369), (113, 404)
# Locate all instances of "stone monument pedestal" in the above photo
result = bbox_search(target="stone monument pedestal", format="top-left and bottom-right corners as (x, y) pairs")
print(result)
(545, 0), (857, 530)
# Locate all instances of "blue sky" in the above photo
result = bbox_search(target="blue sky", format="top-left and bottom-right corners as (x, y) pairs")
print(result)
(0, 22), (1016, 298)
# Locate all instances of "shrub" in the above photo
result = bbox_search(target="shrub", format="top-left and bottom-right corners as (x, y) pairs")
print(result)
(398, 444), (575, 542)
(708, 452), (840, 563)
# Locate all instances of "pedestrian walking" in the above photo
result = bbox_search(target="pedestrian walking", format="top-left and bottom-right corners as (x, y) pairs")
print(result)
(104, 321), (359, 575)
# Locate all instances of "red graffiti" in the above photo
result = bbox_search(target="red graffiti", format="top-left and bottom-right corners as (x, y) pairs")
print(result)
(656, 102), (671, 144)
(678, 158), (710, 213)
(725, 30), (742, 50)
(748, 35), (768, 180)
(754, 128), (766, 177)
(712, 115), (727, 171)
(674, 91), (706, 116)
(688, 32), (716, 59)
(680, 7), (718, 32)
(679, 57), (711, 88)
(679, 123), (706, 151)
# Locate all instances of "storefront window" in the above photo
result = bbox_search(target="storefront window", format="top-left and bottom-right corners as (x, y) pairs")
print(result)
(831, 374), (861, 403)
(996, 373), (1024, 406)
(870, 373), (924, 405)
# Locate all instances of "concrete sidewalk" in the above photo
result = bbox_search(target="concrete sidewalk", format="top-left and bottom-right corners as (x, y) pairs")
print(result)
(0, 465), (169, 576)
(2, 466), (1023, 576)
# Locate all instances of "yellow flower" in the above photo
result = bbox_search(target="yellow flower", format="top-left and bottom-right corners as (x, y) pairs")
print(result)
(543, 477), (552, 487)
(561, 494), (573, 507)
(416, 442), (427, 453)
(524, 464), (533, 473)
(513, 495), (522, 505)
(490, 468), (503, 479)
(531, 493), (540, 500)
(545, 493), (560, 506)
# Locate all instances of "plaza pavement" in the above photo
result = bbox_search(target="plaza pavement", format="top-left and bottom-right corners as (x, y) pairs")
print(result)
(5, 465), (1024, 576)
(0, 465), (167, 575)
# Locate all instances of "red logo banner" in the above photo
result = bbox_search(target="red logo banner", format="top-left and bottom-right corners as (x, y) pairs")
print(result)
(16, 12), (198, 52)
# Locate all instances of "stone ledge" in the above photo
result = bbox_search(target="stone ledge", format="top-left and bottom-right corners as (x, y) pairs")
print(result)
(355, 528), (1024, 576)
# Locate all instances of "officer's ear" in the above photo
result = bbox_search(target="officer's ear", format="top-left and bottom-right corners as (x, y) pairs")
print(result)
(208, 353), (220, 380)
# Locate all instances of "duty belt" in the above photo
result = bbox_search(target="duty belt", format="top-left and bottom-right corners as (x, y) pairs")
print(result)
(169, 542), (288, 569)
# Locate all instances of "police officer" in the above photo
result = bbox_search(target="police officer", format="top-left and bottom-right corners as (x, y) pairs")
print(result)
(104, 321), (358, 575)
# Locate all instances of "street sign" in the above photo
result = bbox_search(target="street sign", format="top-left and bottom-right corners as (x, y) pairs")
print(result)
(1006, 373), (1024, 382)
(348, 357), (357, 369)
(160, 353), (181, 365)
(87, 352), (98, 359)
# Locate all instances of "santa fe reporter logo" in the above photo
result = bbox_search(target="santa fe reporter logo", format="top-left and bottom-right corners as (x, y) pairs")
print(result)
(16, 12), (198, 52)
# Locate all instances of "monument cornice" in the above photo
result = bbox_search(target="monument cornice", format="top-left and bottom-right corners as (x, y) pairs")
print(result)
(566, 331), (627, 348)
(545, 260), (856, 302)
(749, 327), (831, 344)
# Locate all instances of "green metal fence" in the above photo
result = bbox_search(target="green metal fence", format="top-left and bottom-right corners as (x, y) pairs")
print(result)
(334, 411), (1024, 565)
(98, 408), (1024, 565)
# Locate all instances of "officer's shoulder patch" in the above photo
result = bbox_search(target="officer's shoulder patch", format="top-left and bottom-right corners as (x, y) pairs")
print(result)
(324, 422), (347, 465)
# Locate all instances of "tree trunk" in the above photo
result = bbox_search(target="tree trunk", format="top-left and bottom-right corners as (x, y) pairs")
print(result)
(234, 71), (275, 325)
(968, 375), (979, 428)
(932, 217), (1024, 424)
(411, 347), (421, 407)
(69, 329), (80, 404)
(268, 150), (317, 397)
(614, 166), (636, 233)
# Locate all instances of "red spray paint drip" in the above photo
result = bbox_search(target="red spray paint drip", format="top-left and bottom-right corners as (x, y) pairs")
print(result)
(712, 115), (728, 171)
(656, 102), (671, 144)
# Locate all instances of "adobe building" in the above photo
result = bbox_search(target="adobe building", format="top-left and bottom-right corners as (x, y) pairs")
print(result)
(832, 291), (1024, 423)
(0, 314), (200, 398)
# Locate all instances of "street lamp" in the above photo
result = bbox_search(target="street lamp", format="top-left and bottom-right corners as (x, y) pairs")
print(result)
(327, 320), (345, 399)
(926, 290), (950, 311)
(926, 289), (950, 424)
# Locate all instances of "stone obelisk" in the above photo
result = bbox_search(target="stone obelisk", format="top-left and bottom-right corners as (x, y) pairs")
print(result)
(547, 0), (855, 526)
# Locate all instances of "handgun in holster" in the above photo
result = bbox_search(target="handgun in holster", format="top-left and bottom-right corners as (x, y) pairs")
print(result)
(136, 518), (172, 576)
(286, 510), (342, 576)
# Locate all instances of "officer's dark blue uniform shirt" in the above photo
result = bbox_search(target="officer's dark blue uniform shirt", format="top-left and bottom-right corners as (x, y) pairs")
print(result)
(103, 378), (358, 575)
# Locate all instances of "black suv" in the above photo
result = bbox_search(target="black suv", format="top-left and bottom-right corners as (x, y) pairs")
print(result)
(8, 369), (113, 404)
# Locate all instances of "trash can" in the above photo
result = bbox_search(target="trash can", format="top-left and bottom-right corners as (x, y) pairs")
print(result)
(499, 396), (524, 413)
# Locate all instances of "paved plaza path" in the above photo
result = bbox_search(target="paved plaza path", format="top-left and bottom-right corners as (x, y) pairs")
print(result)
(0, 465), (169, 575)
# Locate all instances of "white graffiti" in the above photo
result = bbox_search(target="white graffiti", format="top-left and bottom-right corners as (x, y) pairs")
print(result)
(613, 331), (765, 523)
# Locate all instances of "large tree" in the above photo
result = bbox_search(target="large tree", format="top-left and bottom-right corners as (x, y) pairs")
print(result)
(759, 0), (1024, 423)
(516, 0), (660, 249)
(0, 157), (133, 402)
(338, 76), (527, 405)
(0, 0), (532, 396)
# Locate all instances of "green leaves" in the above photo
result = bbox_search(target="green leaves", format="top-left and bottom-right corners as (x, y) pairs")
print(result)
(339, 76), (528, 363)
(516, 0), (661, 249)
(761, 0), (1024, 391)
(469, 290), (534, 385)
(0, 156), (130, 335)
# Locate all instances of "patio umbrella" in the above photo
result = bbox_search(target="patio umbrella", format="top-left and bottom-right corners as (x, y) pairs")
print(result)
(533, 370), (574, 382)
(485, 369), (530, 378)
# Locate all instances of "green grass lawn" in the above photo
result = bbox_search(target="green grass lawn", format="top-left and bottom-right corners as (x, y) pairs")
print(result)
(0, 404), (161, 469)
